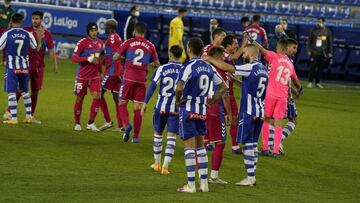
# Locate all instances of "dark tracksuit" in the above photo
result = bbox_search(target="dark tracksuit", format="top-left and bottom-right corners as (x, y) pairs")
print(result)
(307, 25), (333, 84)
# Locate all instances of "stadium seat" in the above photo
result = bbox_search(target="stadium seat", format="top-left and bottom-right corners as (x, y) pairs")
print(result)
(329, 47), (348, 76)
(346, 49), (360, 77)
(233, 0), (247, 10)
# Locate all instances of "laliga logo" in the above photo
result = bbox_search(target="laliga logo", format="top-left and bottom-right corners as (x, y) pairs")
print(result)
(42, 12), (78, 29)
(43, 12), (53, 29)
(97, 17), (107, 34)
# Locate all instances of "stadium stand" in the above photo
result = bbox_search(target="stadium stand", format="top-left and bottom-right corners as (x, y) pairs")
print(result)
(16, 0), (360, 81)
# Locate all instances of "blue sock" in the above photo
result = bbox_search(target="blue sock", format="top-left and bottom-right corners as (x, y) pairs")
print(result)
(163, 136), (176, 167)
(282, 122), (295, 142)
(253, 142), (258, 171)
(21, 92), (32, 117)
(8, 93), (17, 120)
(153, 134), (162, 164)
(196, 147), (208, 183)
(184, 148), (196, 186)
(243, 143), (255, 177)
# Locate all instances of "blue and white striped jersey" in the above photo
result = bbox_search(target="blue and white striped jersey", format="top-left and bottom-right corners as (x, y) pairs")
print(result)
(0, 28), (37, 73)
(178, 58), (224, 115)
(151, 61), (181, 113)
(235, 61), (269, 118)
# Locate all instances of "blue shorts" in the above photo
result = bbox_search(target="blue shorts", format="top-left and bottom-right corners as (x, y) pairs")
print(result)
(179, 108), (206, 141)
(285, 99), (297, 119)
(237, 112), (264, 145)
(4, 71), (29, 93)
(153, 110), (179, 134)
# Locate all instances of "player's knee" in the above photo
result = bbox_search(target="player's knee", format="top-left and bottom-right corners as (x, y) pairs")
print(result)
(289, 118), (297, 125)
(76, 96), (84, 104)
(133, 102), (142, 110)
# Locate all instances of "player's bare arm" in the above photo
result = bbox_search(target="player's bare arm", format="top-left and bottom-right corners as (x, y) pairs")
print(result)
(208, 82), (228, 106)
(226, 72), (242, 87)
(230, 38), (247, 60)
(222, 92), (236, 126)
(175, 81), (185, 107)
(202, 55), (235, 73)
(148, 60), (160, 69)
(292, 79), (303, 98)
(245, 32), (267, 55)
(49, 49), (58, 73)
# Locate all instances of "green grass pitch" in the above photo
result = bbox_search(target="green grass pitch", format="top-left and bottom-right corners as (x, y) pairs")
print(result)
(0, 58), (359, 202)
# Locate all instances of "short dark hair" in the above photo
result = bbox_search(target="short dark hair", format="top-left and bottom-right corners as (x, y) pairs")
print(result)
(32, 11), (43, 19)
(318, 17), (325, 22)
(178, 8), (187, 14)
(169, 45), (183, 59)
(277, 37), (289, 49)
(134, 22), (146, 34)
(130, 5), (138, 12)
(208, 46), (225, 58)
(280, 17), (288, 23)
(211, 27), (226, 40)
(252, 14), (261, 22)
(11, 13), (24, 24)
(187, 37), (204, 56)
(240, 16), (250, 24)
(287, 38), (298, 46)
(222, 35), (237, 49)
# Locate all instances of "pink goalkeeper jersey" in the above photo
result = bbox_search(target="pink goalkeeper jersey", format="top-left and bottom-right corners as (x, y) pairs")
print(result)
(264, 51), (298, 99)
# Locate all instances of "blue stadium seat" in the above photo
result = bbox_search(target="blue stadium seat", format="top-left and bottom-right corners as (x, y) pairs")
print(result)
(329, 47), (348, 75)
(346, 49), (360, 77)
(303, 4), (315, 17)
(234, 0), (247, 10)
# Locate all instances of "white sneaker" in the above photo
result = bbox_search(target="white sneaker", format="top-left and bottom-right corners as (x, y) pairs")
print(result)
(99, 121), (113, 131)
(209, 177), (228, 184)
(235, 177), (256, 186)
(199, 180), (209, 192)
(86, 123), (100, 132)
(307, 83), (313, 88)
(3, 112), (11, 121)
(32, 117), (42, 124)
(74, 124), (82, 131)
(316, 83), (324, 89)
(177, 184), (196, 193)
(112, 128), (125, 132)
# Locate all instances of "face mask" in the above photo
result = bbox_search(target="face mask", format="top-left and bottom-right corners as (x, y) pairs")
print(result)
(4, 4), (10, 8)
(134, 11), (140, 17)
(318, 23), (324, 28)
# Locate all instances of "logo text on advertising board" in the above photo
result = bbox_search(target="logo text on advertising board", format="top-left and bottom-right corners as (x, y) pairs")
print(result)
(43, 12), (78, 30)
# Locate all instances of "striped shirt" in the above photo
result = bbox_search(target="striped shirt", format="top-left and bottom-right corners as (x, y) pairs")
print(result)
(0, 28), (37, 73)
(235, 61), (269, 118)
(178, 58), (224, 115)
(152, 62), (182, 113)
